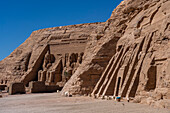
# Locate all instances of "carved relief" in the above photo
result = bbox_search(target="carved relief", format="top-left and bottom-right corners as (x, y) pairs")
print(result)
(62, 52), (84, 82)
(38, 50), (84, 86)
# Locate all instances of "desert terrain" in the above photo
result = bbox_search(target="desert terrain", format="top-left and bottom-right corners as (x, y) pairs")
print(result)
(0, 93), (169, 113)
(0, 0), (169, 111)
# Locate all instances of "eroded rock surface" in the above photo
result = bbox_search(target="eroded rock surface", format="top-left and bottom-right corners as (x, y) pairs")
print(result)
(0, 22), (104, 86)
(62, 0), (170, 108)
(0, 0), (169, 109)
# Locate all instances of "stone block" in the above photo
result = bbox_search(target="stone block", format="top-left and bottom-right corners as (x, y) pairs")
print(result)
(29, 81), (46, 93)
(9, 83), (25, 95)
(46, 85), (62, 92)
(29, 81), (62, 93)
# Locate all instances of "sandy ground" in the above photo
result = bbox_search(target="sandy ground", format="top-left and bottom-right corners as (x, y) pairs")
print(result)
(0, 93), (169, 113)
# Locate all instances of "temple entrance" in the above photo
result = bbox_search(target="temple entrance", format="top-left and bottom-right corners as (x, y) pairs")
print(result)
(145, 66), (157, 91)
(115, 77), (121, 96)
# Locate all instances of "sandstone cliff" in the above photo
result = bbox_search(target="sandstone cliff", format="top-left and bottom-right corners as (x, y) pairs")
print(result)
(0, 22), (105, 85)
(0, 0), (169, 109)
(62, 0), (170, 108)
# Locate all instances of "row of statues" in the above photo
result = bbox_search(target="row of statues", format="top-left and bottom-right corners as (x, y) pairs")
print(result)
(38, 50), (84, 85)
(43, 51), (55, 71)
(63, 52), (84, 82)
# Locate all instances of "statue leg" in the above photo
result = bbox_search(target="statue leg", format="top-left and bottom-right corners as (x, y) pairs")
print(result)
(46, 71), (50, 83)
(42, 70), (47, 82)
(49, 71), (55, 83)
(38, 70), (42, 81)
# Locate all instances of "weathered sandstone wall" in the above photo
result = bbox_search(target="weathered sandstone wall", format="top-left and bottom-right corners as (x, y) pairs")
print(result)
(62, 0), (170, 108)
(0, 0), (169, 108)
(0, 23), (105, 86)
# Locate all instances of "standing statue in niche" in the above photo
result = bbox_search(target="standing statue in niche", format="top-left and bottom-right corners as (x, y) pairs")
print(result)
(63, 53), (75, 82)
(78, 52), (84, 64)
(73, 52), (84, 73)
(69, 53), (77, 73)
(64, 53), (69, 67)
(62, 53), (75, 82)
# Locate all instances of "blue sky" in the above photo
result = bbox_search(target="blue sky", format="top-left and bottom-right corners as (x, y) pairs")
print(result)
(0, 0), (122, 61)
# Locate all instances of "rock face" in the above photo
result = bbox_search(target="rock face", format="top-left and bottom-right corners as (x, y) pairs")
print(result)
(0, 0), (169, 108)
(62, 0), (170, 108)
(0, 23), (104, 86)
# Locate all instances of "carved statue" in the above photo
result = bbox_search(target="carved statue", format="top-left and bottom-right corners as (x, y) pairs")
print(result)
(38, 70), (47, 82)
(39, 51), (84, 84)
(44, 58), (62, 84)
(78, 52), (84, 64)
(64, 53), (69, 67)
(63, 67), (73, 82)
(38, 50), (56, 82)
(43, 51), (52, 70)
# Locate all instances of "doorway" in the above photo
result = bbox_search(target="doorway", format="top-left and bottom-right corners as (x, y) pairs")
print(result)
(115, 77), (121, 96)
